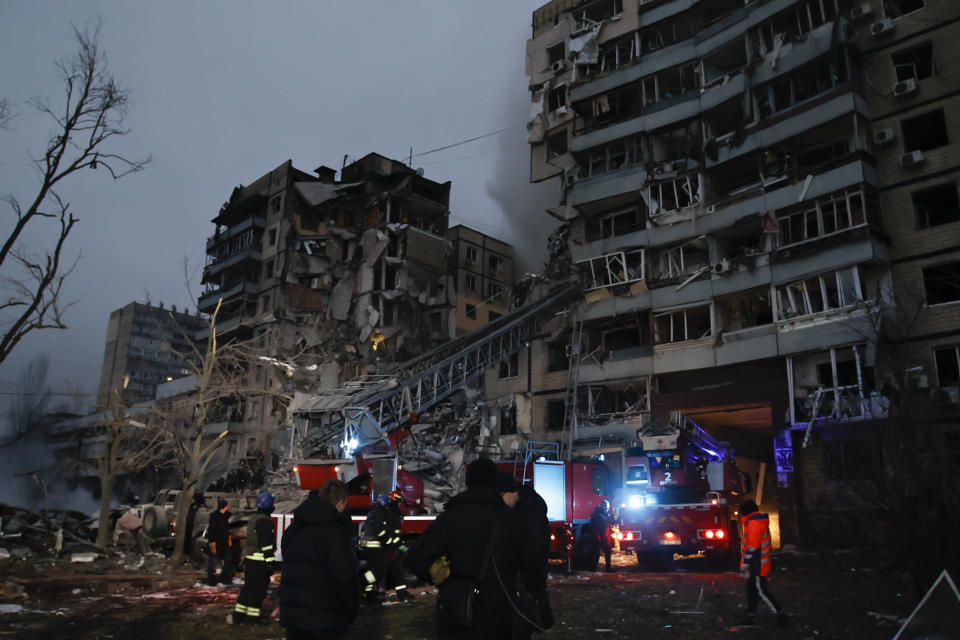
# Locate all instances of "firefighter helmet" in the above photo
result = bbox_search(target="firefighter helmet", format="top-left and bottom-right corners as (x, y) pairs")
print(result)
(388, 491), (402, 502)
(376, 494), (391, 507)
(600, 499), (611, 513)
(256, 491), (275, 512)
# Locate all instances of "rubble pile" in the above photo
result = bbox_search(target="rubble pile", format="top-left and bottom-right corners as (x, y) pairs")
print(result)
(393, 393), (495, 514)
(0, 503), (103, 560)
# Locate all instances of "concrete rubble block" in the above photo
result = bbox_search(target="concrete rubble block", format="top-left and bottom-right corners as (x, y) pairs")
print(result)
(330, 276), (354, 320)
(70, 552), (97, 563)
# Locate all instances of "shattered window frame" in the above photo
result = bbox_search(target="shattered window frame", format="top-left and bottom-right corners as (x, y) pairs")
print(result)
(546, 129), (568, 160)
(547, 340), (568, 372)
(465, 246), (479, 265)
(754, 54), (849, 119)
(548, 84), (567, 113)
(653, 304), (712, 344)
(883, 0), (926, 19)
(901, 109), (949, 153)
(577, 249), (645, 291)
(499, 352), (519, 380)
(547, 41), (565, 67)
(647, 174), (701, 217)
(546, 398), (566, 432)
(777, 187), (867, 248)
(934, 345), (960, 386)
(912, 182), (959, 229)
(776, 266), (863, 321)
(922, 261), (960, 306)
(891, 41), (935, 82)
(499, 403), (518, 436)
(488, 282), (503, 302)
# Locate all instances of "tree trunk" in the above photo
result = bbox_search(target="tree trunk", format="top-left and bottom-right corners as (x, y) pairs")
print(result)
(169, 476), (196, 564)
(95, 474), (116, 548)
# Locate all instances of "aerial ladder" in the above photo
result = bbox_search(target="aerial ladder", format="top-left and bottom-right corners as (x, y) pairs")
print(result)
(291, 281), (581, 456)
(561, 307), (584, 460)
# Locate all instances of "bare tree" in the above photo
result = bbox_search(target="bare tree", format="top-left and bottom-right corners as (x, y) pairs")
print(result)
(0, 19), (150, 366)
(155, 300), (293, 564)
(84, 377), (173, 547)
(1, 354), (51, 448)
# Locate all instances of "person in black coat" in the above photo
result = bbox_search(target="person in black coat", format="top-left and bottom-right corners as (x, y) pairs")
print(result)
(206, 499), (234, 586)
(497, 471), (552, 639)
(406, 458), (518, 639)
(590, 500), (614, 572)
(278, 480), (359, 639)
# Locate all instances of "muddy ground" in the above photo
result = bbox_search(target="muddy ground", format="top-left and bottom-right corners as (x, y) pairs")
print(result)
(0, 548), (914, 639)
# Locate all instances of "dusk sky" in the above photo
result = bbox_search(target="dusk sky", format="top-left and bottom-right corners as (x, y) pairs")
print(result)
(0, 1), (558, 418)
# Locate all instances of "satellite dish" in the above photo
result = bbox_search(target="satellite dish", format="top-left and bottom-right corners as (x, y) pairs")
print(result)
(416, 167), (425, 176)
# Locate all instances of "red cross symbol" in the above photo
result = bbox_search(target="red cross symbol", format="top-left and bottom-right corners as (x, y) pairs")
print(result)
(656, 438), (664, 447)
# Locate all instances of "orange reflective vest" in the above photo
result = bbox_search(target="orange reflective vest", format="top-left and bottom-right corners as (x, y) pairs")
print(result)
(740, 512), (772, 577)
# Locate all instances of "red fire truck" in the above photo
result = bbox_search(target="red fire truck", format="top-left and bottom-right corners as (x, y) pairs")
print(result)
(497, 442), (613, 571)
(616, 414), (742, 568)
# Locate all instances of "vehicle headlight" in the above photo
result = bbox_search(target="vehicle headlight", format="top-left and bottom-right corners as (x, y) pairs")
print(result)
(644, 494), (658, 506)
(628, 494), (644, 509)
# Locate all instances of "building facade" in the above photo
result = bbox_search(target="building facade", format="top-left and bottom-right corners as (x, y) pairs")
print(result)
(509, 0), (959, 545)
(97, 302), (205, 407)
(447, 225), (516, 334)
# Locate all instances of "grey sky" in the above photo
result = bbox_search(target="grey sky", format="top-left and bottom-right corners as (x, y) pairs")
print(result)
(0, 1), (557, 412)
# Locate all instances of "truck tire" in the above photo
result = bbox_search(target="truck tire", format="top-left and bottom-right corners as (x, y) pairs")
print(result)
(142, 506), (168, 538)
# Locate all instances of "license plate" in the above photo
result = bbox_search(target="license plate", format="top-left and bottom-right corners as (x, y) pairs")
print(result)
(659, 539), (681, 545)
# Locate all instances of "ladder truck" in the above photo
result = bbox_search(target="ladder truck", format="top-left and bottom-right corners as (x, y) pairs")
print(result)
(617, 412), (743, 569)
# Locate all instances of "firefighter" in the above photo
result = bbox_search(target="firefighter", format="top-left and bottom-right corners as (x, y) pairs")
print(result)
(738, 499), (789, 628)
(590, 500), (614, 572)
(361, 492), (411, 603)
(231, 491), (277, 624)
(206, 499), (234, 586)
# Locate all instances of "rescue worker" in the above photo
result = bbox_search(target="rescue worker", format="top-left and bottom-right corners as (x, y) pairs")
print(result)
(279, 480), (360, 639)
(231, 491), (277, 624)
(590, 500), (614, 572)
(361, 491), (411, 603)
(207, 498), (234, 586)
(739, 499), (789, 628)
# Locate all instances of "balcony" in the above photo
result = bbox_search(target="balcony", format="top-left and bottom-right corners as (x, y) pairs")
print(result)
(202, 243), (262, 281)
(206, 216), (266, 252)
(198, 281), (259, 313)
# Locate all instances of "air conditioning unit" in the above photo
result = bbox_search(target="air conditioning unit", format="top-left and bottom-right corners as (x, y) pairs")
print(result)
(652, 163), (676, 178)
(714, 259), (732, 274)
(551, 59), (567, 74)
(870, 19), (894, 36)
(851, 3), (872, 20)
(893, 78), (917, 97)
(705, 204), (717, 214)
(873, 127), (895, 145)
(900, 150), (925, 167)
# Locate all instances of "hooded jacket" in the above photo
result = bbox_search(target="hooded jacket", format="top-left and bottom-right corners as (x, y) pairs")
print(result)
(406, 487), (517, 638)
(278, 494), (359, 633)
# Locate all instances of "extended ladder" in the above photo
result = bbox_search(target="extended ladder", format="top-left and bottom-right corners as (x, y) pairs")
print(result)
(516, 440), (561, 485)
(562, 307), (584, 461)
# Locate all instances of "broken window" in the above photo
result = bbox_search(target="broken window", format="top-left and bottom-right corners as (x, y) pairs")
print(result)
(267, 228), (277, 246)
(580, 379), (649, 418)
(653, 305), (711, 344)
(547, 340), (568, 371)
(580, 136), (640, 178)
(430, 311), (442, 333)
(598, 32), (636, 72)
(466, 304), (478, 320)
(777, 187), (867, 247)
(465, 246), (479, 265)
(755, 55), (848, 118)
(923, 261), (960, 305)
(546, 399), (566, 431)
(934, 345), (960, 386)
(499, 352), (519, 379)
(702, 39), (747, 86)
(548, 85), (567, 113)
(649, 237), (709, 283)
(715, 287), (773, 332)
(884, 0), (925, 18)
(796, 139), (850, 174)
(488, 282), (502, 302)
(547, 42), (565, 66)
(263, 260), (274, 280)
(776, 266), (863, 320)
(499, 404), (518, 436)
(584, 206), (645, 241)
(789, 345), (879, 424)
(465, 273), (478, 293)
(259, 293), (272, 314)
(752, 1), (837, 57)
(584, 84), (642, 130)
(913, 183), (959, 229)
(489, 255), (504, 274)
(892, 41), (934, 81)
(577, 249), (644, 290)
(647, 175), (701, 217)
(546, 130), (568, 160)
(901, 110), (949, 152)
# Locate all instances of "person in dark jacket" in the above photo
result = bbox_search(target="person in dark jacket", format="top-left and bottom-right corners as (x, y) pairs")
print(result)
(406, 458), (518, 639)
(279, 480), (359, 639)
(590, 500), (614, 572)
(232, 491), (277, 624)
(497, 471), (552, 639)
(207, 499), (234, 586)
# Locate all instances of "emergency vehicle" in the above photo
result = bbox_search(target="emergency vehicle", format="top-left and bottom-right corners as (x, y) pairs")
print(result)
(497, 441), (613, 570)
(616, 412), (742, 568)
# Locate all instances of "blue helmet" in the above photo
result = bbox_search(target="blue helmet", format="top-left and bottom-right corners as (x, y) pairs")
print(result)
(375, 494), (391, 507)
(256, 491), (275, 512)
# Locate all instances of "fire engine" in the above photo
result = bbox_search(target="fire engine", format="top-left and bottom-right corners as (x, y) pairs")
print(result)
(497, 441), (613, 570)
(616, 412), (742, 568)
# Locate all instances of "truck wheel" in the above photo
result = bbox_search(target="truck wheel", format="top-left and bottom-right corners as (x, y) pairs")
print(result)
(142, 506), (168, 538)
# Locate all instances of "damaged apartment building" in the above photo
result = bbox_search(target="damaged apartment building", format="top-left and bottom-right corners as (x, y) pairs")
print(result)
(500, 0), (960, 545)
(199, 153), (461, 461)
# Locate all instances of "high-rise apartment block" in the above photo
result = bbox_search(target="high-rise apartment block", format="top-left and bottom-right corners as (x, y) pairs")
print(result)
(447, 225), (516, 334)
(511, 0), (959, 544)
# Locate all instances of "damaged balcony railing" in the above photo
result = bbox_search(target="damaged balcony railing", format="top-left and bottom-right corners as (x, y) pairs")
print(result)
(294, 282), (581, 454)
